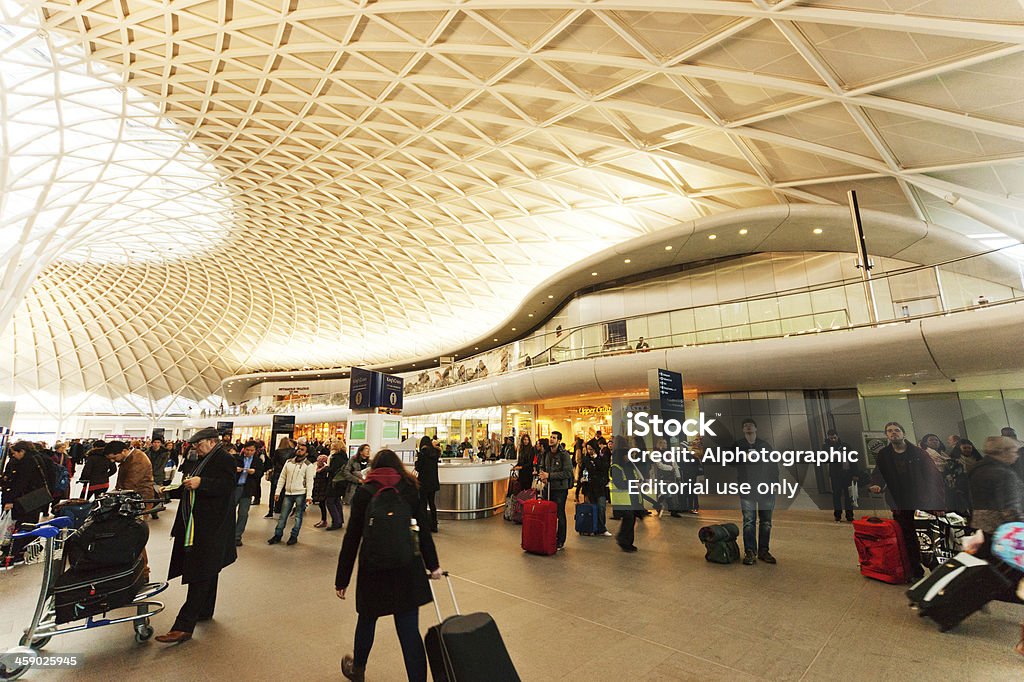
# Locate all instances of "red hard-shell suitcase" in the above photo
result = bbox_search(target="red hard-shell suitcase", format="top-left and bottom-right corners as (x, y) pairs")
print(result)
(521, 498), (557, 555)
(854, 516), (913, 584)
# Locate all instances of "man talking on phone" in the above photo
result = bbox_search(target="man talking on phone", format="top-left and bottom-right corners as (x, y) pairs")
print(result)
(156, 427), (238, 644)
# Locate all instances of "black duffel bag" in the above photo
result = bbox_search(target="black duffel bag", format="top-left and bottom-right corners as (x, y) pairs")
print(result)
(54, 558), (146, 624)
(64, 513), (149, 570)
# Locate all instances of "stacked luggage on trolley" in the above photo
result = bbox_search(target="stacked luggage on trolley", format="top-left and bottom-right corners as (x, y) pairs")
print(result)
(55, 492), (152, 623)
(0, 491), (167, 681)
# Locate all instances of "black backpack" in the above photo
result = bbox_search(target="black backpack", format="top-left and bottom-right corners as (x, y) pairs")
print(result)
(698, 523), (741, 565)
(361, 483), (417, 572)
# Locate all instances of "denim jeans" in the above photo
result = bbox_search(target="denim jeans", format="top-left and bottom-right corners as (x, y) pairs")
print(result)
(549, 487), (568, 547)
(233, 486), (252, 542)
(274, 494), (307, 539)
(740, 494), (775, 554)
(354, 609), (426, 682)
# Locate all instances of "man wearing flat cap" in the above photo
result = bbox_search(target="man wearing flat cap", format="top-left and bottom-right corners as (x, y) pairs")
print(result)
(156, 427), (238, 643)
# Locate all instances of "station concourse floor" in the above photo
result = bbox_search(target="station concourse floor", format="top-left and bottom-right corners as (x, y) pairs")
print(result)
(3, 495), (1023, 681)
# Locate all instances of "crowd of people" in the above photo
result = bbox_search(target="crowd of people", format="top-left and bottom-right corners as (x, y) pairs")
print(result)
(4, 419), (1024, 676)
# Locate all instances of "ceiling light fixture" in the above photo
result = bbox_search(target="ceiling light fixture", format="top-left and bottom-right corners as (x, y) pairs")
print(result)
(528, 314), (533, 318)
(547, 295), (554, 299)
(591, 272), (598, 276)
(665, 245), (673, 251)
(813, 228), (823, 234)
(739, 229), (748, 235)
(624, 259), (631, 264)
(708, 234), (717, 240)
(899, 388), (911, 393)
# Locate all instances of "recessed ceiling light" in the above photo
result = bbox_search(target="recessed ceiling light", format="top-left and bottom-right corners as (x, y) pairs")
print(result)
(708, 234), (717, 240)
(624, 259), (631, 264)
(528, 314), (534, 318)
(412, 364), (416, 367)
(547, 295), (554, 299)
(493, 338), (498, 342)
(739, 229), (748, 235)
(665, 245), (673, 251)
(591, 272), (598, 276)
(511, 327), (516, 331)
(813, 228), (823, 234)
(899, 388), (911, 393)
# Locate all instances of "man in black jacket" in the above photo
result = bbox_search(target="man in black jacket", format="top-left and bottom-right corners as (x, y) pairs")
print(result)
(732, 419), (778, 565)
(232, 440), (265, 547)
(825, 429), (859, 523)
(868, 421), (946, 581)
(156, 427), (238, 644)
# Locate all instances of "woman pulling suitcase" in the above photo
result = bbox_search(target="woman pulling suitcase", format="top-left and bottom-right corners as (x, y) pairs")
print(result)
(335, 449), (443, 682)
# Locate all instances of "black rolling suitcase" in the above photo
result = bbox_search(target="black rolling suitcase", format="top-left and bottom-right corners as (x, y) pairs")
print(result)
(426, 572), (519, 682)
(906, 552), (1011, 631)
(54, 557), (146, 624)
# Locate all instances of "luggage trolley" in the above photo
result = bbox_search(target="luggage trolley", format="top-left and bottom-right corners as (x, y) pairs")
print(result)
(0, 515), (168, 681)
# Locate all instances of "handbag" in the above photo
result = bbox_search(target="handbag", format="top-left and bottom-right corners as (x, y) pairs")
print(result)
(15, 487), (52, 515)
(15, 456), (53, 514)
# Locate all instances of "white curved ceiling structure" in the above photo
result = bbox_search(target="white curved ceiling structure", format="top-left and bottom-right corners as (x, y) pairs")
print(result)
(1, 0), (1023, 402)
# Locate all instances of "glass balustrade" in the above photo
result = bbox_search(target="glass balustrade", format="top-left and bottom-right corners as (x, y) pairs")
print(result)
(217, 245), (1023, 415)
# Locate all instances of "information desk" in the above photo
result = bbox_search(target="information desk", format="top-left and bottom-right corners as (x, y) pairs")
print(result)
(436, 459), (511, 520)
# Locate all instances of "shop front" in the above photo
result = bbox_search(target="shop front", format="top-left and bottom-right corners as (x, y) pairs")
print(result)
(535, 397), (615, 444)
(293, 421), (346, 444)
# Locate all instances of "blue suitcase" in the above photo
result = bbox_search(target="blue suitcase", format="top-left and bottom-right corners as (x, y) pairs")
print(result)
(575, 503), (599, 534)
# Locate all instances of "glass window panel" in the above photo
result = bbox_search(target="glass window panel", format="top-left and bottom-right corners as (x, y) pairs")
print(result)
(959, 391), (1010, 444)
(1003, 390), (1024, 434)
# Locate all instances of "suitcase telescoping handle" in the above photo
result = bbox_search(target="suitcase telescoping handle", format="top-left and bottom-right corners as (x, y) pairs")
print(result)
(428, 571), (461, 623)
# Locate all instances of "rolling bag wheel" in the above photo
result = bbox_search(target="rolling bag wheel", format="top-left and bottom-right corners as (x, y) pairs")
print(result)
(17, 634), (50, 650)
(134, 623), (154, 643)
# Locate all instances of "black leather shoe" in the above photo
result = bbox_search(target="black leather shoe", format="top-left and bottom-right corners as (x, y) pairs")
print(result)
(758, 551), (777, 564)
(286, 536), (298, 545)
(267, 536), (281, 545)
(742, 550), (757, 565)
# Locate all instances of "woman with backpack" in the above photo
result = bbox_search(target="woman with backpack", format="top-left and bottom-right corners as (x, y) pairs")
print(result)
(50, 442), (74, 513)
(335, 449), (443, 682)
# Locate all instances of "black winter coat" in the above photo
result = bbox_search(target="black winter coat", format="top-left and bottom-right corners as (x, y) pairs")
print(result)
(167, 444), (238, 584)
(80, 451), (116, 485)
(327, 452), (348, 497)
(335, 477), (440, 618)
(415, 446), (441, 492)
(1, 452), (51, 514)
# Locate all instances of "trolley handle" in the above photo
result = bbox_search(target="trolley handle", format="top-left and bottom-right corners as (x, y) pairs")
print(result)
(427, 571), (460, 624)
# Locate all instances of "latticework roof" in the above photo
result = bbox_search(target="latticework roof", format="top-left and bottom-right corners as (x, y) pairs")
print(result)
(2, 0), (1022, 402)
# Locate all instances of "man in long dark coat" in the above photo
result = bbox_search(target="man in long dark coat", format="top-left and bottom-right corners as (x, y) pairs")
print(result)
(156, 427), (237, 643)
